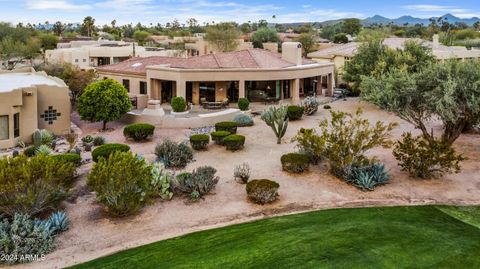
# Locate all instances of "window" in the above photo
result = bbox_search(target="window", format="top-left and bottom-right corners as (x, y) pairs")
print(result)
(83, 59), (87, 62)
(122, 79), (130, 92)
(75, 59), (79, 63)
(139, 81), (147, 95)
(199, 82), (216, 102)
(13, 113), (19, 138)
(0, 115), (8, 140)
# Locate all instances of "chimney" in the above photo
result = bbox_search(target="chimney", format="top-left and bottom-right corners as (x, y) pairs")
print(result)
(432, 34), (440, 49)
(282, 42), (302, 66)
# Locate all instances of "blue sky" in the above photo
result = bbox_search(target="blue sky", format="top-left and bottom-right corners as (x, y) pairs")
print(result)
(1, 0), (479, 25)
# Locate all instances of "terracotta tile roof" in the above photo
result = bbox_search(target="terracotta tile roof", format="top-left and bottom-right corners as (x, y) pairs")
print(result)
(307, 37), (456, 59)
(97, 49), (317, 75)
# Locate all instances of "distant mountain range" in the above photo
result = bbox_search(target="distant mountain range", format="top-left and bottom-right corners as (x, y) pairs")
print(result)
(362, 14), (480, 26)
(279, 14), (480, 28)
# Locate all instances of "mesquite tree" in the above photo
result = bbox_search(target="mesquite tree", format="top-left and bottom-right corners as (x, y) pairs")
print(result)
(261, 106), (289, 144)
(361, 60), (480, 145)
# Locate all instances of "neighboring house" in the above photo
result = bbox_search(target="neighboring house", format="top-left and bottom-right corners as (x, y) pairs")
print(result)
(184, 37), (254, 56)
(97, 42), (335, 109)
(149, 35), (254, 57)
(0, 68), (70, 149)
(308, 35), (480, 83)
(45, 40), (185, 70)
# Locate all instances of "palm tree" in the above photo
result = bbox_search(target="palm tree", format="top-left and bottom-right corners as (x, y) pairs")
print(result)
(82, 16), (95, 37)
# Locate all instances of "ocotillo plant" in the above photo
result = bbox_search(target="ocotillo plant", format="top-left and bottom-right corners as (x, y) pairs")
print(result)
(261, 106), (289, 144)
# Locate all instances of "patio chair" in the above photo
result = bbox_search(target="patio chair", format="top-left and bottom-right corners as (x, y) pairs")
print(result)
(221, 98), (229, 108)
(200, 98), (207, 109)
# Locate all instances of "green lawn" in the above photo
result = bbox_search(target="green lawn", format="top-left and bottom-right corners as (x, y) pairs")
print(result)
(70, 206), (480, 269)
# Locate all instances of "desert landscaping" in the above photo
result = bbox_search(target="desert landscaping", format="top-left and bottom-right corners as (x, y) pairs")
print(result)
(11, 98), (480, 269)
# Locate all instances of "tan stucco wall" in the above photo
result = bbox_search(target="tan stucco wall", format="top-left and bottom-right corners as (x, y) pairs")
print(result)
(46, 45), (183, 69)
(99, 63), (335, 107)
(36, 85), (71, 135)
(0, 71), (70, 149)
(311, 56), (346, 83)
(262, 42), (278, 53)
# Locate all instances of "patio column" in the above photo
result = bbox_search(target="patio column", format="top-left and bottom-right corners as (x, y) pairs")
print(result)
(149, 79), (161, 100)
(326, 73), (333, 97)
(192, 82), (200, 105)
(292, 78), (300, 104)
(177, 79), (186, 99)
(239, 80), (245, 98)
(316, 76), (322, 96)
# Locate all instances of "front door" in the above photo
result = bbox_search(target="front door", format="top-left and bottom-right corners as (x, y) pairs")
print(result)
(161, 81), (174, 103)
(227, 81), (239, 102)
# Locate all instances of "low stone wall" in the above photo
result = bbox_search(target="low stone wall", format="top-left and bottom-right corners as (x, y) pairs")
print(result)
(121, 108), (241, 129)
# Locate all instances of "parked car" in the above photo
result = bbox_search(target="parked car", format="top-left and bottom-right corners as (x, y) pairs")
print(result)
(333, 88), (346, 99)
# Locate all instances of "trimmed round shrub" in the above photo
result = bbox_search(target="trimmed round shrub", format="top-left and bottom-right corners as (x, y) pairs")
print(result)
(287, 105), (304, 121)
(171, 96), (187, 112)
(246, 179), (279, 204)
(23, 146), (37, 157)
(87, 151), (156, 216)
(281, 153), (310, 173)
(238, 98), (250, 111)
(51, 153), (82, 167)
(210, 131), (231, 145)
(233, 113), (254, 127)
(215, 121), (238, 134)
(223, 135), (245, 151)
(92, 143), (130, 162)
(190, 134), (210, 150)
(123, 123), (155, 141)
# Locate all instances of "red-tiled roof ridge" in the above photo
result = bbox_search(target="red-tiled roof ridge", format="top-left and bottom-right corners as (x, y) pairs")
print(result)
(245, 49), (259, 68)
(97, 48), (316, 75)
(211, 53), (221, 68)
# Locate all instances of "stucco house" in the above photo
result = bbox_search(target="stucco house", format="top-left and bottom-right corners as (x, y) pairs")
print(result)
(308, 35), (480, 83)
(45, 40), (184, 70)
(97, 42), (335, 110)
(0, 68), (71, 149)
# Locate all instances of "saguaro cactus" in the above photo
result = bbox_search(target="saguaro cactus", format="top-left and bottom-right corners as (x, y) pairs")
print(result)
(261, 106), (289, 144)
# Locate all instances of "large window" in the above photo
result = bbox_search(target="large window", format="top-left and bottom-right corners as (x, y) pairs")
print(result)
(122, 79), (130, 92)
(199, 82), (216, 102)
(0, 115), (8, 140)
(13, 113), (19, 138)
(139, 81), (147, 95)
(246, 81), (279, 102)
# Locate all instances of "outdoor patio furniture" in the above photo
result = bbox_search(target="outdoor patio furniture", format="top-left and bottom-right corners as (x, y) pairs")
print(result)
(204, 102), (223, 110)
(221, 98), (229, 108)
(263, 97), (280, 105)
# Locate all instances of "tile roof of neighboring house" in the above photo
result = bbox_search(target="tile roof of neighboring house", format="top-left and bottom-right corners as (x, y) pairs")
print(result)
(97, 48), (317, 75)
(307, 37), (471, 59)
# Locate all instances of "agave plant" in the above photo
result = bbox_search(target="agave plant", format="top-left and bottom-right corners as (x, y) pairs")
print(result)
(47, 211), (70, 234)
(261, 106), (288, 144)
(35, 144), (53, 155)
(345, 163), (390, 191)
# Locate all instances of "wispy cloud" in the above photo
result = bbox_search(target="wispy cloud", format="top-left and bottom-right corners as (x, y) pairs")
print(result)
(403, 4), (479, 18)
(26, 0), (90, 11)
